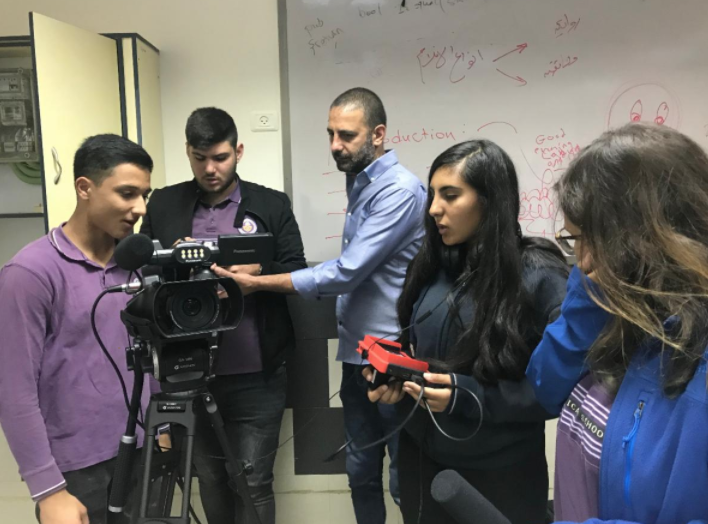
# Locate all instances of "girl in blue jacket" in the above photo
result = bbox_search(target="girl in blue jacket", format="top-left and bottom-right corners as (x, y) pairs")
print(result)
(527, 122), (708, 524)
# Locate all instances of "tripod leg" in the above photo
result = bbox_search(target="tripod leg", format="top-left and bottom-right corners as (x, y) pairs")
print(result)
(138, 423), (157, 518)
(135, 395), (198, 524)
(107, 361), (144, 524)
(201, 392), (262, 524)
(154, 460), (178, 516)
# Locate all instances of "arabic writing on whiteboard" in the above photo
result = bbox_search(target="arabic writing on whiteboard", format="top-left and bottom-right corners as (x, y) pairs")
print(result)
(416, 43), (528, 86)
(555, 14), (580, 37)
(544, 56), (579, 78)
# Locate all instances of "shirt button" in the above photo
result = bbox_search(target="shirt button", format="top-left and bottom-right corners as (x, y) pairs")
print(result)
(338, 321), (343, 326)
(347, 212), (352, 216)
(344, 239), (349, 244)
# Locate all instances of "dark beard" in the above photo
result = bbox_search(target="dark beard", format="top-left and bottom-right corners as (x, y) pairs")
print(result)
(333, 138), (376, 174)
(199, 170), (237, 194)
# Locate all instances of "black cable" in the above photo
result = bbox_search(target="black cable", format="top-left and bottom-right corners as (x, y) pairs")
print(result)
(213, 328), (400, 467)
(91, 289), (144, 431)
(126, 271), (144, 427)
(247, 278), (471, 466)
(229, 321), (413, 466)
(324, 385), (426, 461)
(327, 379), (484, 462)
(422, 383), (484, 441)
(411, 385), (483, 524)
(245, 324), (427, 466)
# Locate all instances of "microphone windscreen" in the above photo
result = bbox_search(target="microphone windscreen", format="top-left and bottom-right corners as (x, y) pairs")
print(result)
(114, 233), (155, 271)
(431, 470), (511, 524)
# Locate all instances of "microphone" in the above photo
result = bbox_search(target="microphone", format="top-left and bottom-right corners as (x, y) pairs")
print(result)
(431, 470), (511, 524)
(114, 233), (155, 271)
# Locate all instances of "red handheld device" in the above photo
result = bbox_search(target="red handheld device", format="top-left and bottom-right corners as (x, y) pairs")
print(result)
(357, 335), (429, 389)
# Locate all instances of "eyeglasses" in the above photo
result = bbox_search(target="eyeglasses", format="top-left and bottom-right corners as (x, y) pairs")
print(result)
(555, 229), (581, 256)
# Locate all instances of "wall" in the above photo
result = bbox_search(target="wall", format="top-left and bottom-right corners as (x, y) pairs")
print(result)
(0, 0), (284, 191)
(0, 52), (44, 264)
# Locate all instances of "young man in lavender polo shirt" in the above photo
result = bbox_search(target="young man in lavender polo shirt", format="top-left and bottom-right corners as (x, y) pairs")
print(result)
(0, 134), (153, 524)
(140, 107), (306, 524)
(214, 88), (426, 524)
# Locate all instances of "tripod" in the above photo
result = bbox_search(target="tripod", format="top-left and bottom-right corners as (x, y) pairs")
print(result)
(107, 339), (261, 524)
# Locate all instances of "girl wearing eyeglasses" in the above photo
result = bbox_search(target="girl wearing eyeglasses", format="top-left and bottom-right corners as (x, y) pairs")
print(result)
(528, 122), (708, 524)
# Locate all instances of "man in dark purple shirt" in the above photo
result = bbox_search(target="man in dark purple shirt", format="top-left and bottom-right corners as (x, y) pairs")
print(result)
(140, 108), (306, 524)
(0, 134), (153, 524)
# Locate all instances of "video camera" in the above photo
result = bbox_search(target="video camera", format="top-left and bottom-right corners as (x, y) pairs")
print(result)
(113, 233), (274, 389)
(106, 233), (275, 522)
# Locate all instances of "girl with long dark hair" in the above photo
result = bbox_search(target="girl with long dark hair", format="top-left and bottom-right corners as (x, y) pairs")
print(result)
(364, 139), (568, 524)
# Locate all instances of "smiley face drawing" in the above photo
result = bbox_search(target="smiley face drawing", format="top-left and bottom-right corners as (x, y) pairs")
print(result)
(607, 82), (681, 130)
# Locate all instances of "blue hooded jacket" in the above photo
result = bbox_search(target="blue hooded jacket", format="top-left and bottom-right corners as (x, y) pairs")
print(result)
(527, 266), (708, 524)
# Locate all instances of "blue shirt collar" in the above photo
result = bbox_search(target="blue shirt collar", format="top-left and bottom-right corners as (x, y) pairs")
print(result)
(362, 150), (399, 182)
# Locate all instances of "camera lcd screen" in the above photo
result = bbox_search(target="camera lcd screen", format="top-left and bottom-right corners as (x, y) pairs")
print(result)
(217, 233), (275, 266)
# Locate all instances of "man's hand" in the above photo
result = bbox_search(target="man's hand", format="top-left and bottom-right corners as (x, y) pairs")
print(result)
(211, 264), (260, 296)
(171, 236), (195, 248)
(362, 367), (405, 404)
(211, 266), (296, 295)
(158, 433), (172, 451)
(403, 373), (453, 412)
(38, 489), (89, 524)
(223, 264), (262, 276)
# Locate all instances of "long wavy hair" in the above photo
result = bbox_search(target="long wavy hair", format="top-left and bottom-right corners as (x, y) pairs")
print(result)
(398, 140), (566, 384)
(557, 123), (708, 396)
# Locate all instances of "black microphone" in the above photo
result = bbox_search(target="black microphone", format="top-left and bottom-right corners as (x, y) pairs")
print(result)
(114, 233), (155, 271)
(431, 470), (511, 524)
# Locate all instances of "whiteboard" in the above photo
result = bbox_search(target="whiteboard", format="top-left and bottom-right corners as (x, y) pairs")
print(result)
(282, 0), (708, 262)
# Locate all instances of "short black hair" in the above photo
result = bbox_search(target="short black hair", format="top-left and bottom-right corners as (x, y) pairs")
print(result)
(331, 87), (387, 130)
(185, 107), (238, 149)
(74, 134), (153, 184)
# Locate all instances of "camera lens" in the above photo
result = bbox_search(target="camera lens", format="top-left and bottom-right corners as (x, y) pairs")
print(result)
(168, 283), (219, 331)
(182, 298), (202, 317)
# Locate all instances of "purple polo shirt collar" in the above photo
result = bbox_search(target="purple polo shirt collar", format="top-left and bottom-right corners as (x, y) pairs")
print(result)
(49, 224), (119, 269)
(197, 178), (241, 207)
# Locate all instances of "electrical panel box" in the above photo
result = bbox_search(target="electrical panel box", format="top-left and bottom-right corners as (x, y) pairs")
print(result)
(0, 68), (38, 163)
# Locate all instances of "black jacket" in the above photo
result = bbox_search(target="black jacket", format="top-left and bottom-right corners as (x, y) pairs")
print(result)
(140, 178), (307, 372)
(399, 251), (569, 469)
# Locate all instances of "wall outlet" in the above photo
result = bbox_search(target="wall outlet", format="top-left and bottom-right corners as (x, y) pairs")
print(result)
(250, 111), (279, 132)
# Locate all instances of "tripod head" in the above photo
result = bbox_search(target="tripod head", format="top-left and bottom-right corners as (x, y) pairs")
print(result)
(126, 334), (220, 394)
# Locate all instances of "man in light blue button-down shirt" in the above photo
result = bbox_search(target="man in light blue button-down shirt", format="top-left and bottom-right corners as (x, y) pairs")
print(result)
(214, 88), (426, 524)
